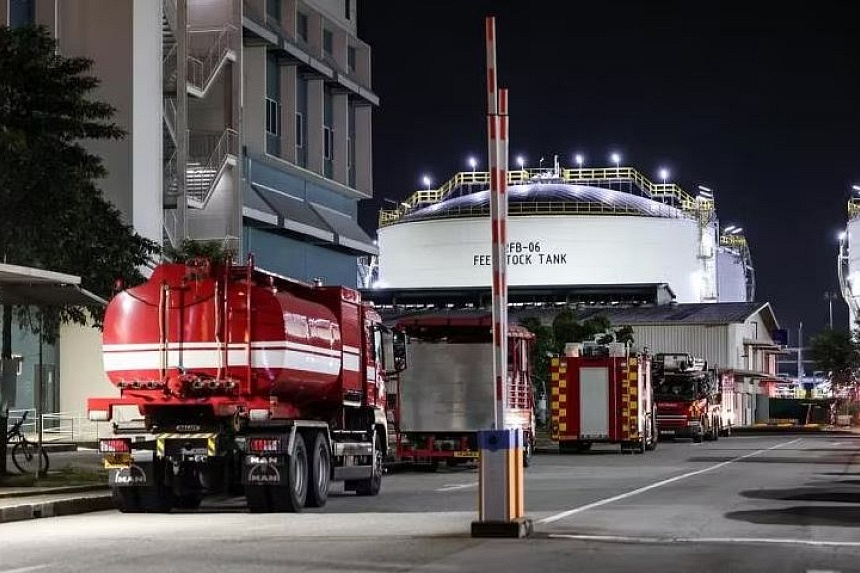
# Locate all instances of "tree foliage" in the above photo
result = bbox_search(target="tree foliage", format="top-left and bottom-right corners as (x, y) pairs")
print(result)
(0, 25), (159, 344)
(807, 328), (860, 395)
(520, 310), (636, 401)
(164, 238), (233, 265)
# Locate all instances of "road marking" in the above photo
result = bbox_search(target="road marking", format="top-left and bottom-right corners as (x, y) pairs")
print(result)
(0, 566), (53, 573)
(538, 438), (801, 524)
(436, 482), (478, 492)
(549, 533), (857, 550)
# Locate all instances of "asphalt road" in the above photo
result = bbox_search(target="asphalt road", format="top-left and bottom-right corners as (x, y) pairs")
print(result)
(2, 434), (860, 572)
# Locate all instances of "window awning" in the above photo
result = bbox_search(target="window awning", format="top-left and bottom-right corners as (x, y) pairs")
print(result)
(250, 183), (335, 243)
(0, 264), (105, 306)
(310, 203), (378, 255)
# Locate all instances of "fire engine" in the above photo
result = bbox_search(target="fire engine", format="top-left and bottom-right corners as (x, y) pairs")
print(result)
(387, 311), (536, 468)
(652, 353), (723, 442)
(87, 255), (406, 513)
(550, 342), (657, 454)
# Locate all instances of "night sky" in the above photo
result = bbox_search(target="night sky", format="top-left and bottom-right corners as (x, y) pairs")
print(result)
(356, 2), (860, 343)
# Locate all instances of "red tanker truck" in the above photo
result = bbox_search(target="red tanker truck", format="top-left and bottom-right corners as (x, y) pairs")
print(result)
(87, 255), (406, 513)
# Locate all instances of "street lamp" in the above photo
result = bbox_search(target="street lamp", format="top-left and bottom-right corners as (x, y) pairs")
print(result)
(824, 291), (838, 329)
(852, 184), (860, 193)
(610, 152), (621, 172)
(422, 175), (432, 190)
(516, 155), (525, 170)
(574, 153), (584, 170)
(658, 168), (669, 185)
(468, 156), (477, 172)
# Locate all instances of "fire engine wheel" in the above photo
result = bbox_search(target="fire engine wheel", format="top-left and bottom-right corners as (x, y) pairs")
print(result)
(304, 431), (330, 508)
(112, 484), (174, 513)
(245, 434), (308, 513)
(353, 433), (383, 496)
(693, 430), (704, 444)
(173, 493), (203, 510)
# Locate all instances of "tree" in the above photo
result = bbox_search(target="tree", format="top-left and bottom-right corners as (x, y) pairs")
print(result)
(807, 328), (860, 413)
(0, 25), (159, 396)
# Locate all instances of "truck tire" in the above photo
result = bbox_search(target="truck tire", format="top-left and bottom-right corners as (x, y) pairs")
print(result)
(693, 429), (704, 443)
(304, 431), (330, 508)
(353, 433), (383, 496)
(113, 484), (173, 513)
(246, 433), (308, 513)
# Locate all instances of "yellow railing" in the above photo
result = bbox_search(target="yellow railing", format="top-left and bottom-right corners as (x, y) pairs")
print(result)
(848, 199), (860, 219)
(720, 234), (747, 248)
(379, 166), (712, 227)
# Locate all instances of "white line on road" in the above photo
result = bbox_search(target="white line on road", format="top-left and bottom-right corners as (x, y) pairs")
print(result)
(436, 482), (478, 492)
(550, 532), (857, 550)
(538, 438), (802, 524)
(0, 565), (53, 573)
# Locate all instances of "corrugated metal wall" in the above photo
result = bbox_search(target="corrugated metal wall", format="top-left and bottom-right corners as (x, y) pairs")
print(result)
(629, 324), (730, 369)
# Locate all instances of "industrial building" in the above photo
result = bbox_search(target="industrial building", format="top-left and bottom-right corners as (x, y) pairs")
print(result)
(2, 0), (379, 419)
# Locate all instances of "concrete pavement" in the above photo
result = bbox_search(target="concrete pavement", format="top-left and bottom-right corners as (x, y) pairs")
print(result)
(0, 426), (853, 525)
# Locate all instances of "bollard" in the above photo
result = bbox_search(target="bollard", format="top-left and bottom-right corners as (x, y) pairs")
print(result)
(471, 428), (532, 538)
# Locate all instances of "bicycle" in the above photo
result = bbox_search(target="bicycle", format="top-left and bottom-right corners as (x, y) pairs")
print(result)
(5, 410), (49, 476)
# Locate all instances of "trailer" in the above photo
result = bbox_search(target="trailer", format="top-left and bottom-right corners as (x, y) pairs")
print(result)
(550, 342), (656, 454)
(387, 311), (536, 468)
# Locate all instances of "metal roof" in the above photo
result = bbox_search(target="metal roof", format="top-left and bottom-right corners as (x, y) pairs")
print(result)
(576, 302), (777, 327)
(0, 263), (105, 306)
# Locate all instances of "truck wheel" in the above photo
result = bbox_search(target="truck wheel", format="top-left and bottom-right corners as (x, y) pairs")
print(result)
(281, 432), (309, 511)
(354, 433), (383, 496)
(693, 429), (704, 444)
(174, 493), (202, 510)
(304, 431), (330, 508)
(113, 484), (173, 513)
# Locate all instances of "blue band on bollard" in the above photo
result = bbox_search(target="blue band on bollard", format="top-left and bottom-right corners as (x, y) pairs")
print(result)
(478, 429), (518, 451)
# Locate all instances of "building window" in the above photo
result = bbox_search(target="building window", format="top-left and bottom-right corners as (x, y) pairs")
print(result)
(323, 29), (333, 56)
(297, 12), (308, 42)
(347, 46), (356, 73)
(323, 127), (333, 160)
(9, 0), (35, 28)
(344, 0), (351, 20)
(295, 112), (304, 148)
(265, 98), (280, 136)
(266, 0), (281, 22)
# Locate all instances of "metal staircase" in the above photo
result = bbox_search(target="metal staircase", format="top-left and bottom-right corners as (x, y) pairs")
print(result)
(161, 0), (239, 246)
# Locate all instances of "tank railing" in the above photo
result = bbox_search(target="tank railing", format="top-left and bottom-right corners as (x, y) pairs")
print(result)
(848, 198), (860, 219)
(720, 234), (747, 248)
(380, 166), (709, 227)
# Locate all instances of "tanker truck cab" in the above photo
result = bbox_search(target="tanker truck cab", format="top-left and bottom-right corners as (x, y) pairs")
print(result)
(87, 255), (407, 514)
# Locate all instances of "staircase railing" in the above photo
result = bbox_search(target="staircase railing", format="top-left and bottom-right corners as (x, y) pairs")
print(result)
(162, 0), (177, 35)
(163, 97), (177, 143)
(187, 25), (238, 97)
(186, 128), (238, 206)
(163, 43), (178, 92)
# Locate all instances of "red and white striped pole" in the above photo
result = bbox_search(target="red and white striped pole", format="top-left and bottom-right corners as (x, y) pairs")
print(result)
(486, 16), (507, 430)
(473, 17), (530, 538)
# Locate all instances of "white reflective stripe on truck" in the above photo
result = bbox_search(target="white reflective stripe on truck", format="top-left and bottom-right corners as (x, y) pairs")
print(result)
(104, 343), (344, 375)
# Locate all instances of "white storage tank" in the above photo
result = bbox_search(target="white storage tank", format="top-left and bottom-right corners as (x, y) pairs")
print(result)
(375, 167), (753, 304)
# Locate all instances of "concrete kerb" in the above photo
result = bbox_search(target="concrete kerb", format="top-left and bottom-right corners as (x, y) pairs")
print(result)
(0, 489), (114, 524)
